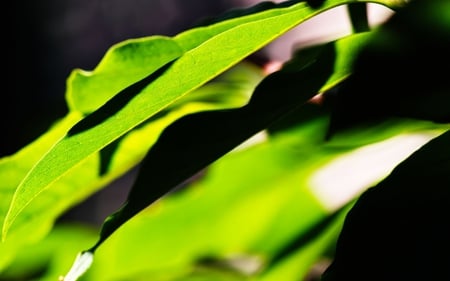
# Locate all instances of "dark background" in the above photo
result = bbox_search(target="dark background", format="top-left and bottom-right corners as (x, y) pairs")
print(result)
(3, 0), (251, 157)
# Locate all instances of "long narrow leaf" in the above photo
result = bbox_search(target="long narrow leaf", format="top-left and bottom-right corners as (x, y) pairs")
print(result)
(2, 0), (404, 241)
(0, 63), (260, 271)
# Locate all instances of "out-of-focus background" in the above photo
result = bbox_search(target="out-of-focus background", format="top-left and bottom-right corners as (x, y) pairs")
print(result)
(4, 0), (234, 157)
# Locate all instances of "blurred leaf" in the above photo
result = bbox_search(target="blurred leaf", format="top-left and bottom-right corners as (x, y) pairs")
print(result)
(346, 3), (370, 33)
(75, 102), (446, 280)
(0, 223), (96, 281)
(5, 106), (447, 281)
(78, 105), (334, 280)
(258, 208), (348, 281)
(322, 130), (450, 280)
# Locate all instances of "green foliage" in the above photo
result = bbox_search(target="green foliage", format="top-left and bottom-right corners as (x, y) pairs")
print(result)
(1, 0), (449, 280)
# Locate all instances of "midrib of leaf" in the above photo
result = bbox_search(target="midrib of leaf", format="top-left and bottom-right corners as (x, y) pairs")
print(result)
(2, 0), (403, 240)
(66, 36), (184, 114)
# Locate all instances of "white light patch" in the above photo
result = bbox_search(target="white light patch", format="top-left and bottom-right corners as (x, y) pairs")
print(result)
(309, 133), (437, 211)
(60, 251), (94, 281)
(262, 4), (395, 62)
(232, 130), (268, 152)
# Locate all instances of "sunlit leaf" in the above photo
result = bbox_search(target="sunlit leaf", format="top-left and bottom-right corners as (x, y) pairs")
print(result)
(82, 31), (376, 255)
(67, 36), (183, 114)
(70, 103), (446, 281)
(0, 113), (82, 270)
(0, 62), (260, 273)
(2, 0), (403, 240)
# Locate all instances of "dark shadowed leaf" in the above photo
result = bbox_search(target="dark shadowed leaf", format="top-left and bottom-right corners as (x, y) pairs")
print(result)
(325, 0), (450, 140)
(5, 0), (399, 240)
(322, 129), (450, 280)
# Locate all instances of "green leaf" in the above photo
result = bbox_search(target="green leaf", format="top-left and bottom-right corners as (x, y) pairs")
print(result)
(2, 0), (406, 240)
(66, 36), (184, 114)
(75, 105), (335, 280)
(66, 1), (300, 115)
(258, 209), (348, 281)
(347, 3), (370, 33)
(66, 0), (319, 116)
(0, 113), (82, 270)
(86, 44), (334, 252)
(1, 67), (261, 276)
(73, 101), (445, 280)
(0, 224), (96, 281)
(86, 32), (377, 252)
(0, 62), (260, 271)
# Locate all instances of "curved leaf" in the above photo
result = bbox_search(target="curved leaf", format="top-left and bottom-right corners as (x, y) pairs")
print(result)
(75, 103), (446, 280)
(0, 113), (82, 270)
(2, 0), (404, 241)
(76, 104), (337, 280)
(88, 33), (374, 252)
(67, 0), (298, 115)
(67, 36), (183, 114)
(67, 1), (306, 115)
(0, 62), (260, 271)
(326, 0), (450, 139)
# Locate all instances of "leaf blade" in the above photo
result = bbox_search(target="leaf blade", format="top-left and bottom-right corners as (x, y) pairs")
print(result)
(2, 0), (403, 241)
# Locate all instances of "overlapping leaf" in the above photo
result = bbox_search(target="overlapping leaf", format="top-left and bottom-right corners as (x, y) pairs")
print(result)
(85, 33), (376, 253)
(2, 0), (405, 240)
(0, 62), (261, 271)
(2, 0), (449, 280)
(322, 130), (450, 280)
(73, 104), (446, 281)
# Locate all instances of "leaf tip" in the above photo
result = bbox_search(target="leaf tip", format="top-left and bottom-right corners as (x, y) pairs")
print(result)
(61, 251), (94, 281)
